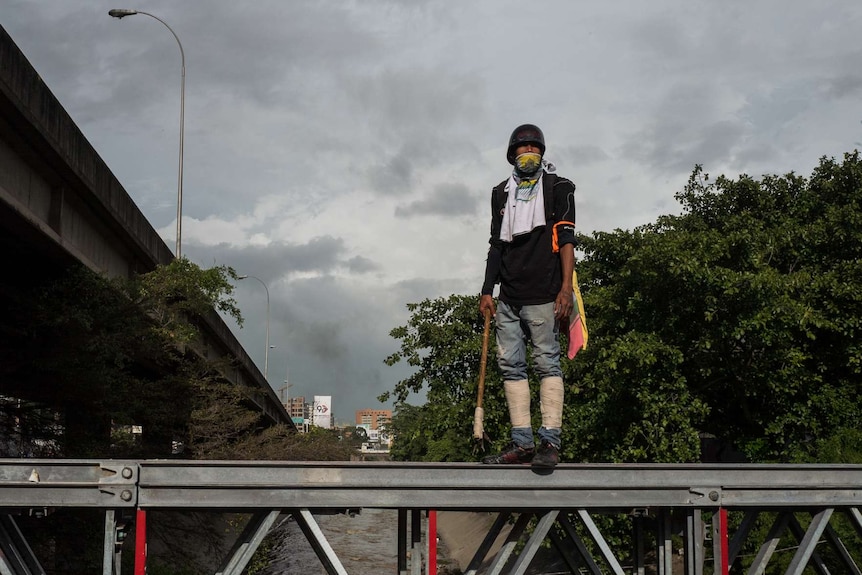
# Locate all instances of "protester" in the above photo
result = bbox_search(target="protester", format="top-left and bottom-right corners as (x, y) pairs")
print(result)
(478, 124), (576, 469)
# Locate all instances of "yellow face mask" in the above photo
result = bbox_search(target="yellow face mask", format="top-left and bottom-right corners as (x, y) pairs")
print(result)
(515, 152), (542, 174)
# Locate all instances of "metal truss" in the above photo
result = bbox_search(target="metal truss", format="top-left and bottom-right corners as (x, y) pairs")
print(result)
(1, 460), (861, 574)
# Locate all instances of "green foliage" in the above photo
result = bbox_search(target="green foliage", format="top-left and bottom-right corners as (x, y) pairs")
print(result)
(387, 402), (477, 462)
(798, 427), (862, 464)
(134, 257), (243, 346)
(0, 251), (379, 575)
(16, 267), (177, 456)
(344, 425), (368, 447)
(186, 379), (264, 458)
(13, 259), (249, 458)
(197, 422), (354, 461)
(568, 332), (707, 463)
(384, 152), (862, 465)
(575, 152), (862, 461)
(381, 295), (501, 462)
(8, 257), (351, 573)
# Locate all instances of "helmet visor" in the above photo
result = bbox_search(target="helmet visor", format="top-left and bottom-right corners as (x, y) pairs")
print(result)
(513, 127), (543, 145)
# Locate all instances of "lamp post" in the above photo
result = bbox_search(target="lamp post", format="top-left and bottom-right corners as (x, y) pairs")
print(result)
(238, 275), (271, 380)
(108, 9), (185, 259)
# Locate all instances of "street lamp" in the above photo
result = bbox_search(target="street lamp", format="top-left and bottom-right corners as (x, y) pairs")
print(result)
(108, 8), (185, 259)
(238, 275), (271, 380)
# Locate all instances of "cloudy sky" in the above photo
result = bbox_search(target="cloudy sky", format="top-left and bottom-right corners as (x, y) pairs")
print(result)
(4, 1), (861, 423)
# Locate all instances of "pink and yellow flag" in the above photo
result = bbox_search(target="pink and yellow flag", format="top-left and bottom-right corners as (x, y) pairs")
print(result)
(566, 269), (588, 359)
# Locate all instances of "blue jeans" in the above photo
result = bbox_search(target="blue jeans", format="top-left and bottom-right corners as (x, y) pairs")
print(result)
(496, 301), (562, 448)
(496, 301), (562, 381)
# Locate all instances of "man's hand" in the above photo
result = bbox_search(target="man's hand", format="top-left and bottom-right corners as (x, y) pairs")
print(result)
(554, 289), (574, 320)
(556, 243), (575, 320)
(479, 294), (496, 318)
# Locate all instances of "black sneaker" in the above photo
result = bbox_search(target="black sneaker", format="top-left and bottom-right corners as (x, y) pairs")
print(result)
(481, 442), (535, 464)
(531, 441), (560, 469)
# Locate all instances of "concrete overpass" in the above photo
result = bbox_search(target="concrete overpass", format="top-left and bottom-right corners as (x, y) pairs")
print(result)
(0, 24), (291, 428)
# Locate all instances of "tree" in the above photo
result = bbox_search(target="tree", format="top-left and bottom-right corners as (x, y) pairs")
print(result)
(380, 295), (504, 462)
(1, 257), (253, 458)
(576, 152), (862, 462)
(346, 425), (368, 447)
(133, 257), (243, 348)
(383, 152), (862, 465)
(5, 258), (357, 573)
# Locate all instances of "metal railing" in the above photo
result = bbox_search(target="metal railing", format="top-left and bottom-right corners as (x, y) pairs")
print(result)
(1, 459), (861, 574)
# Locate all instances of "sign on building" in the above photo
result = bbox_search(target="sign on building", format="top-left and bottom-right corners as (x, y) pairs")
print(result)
(313, 396), (332, 429)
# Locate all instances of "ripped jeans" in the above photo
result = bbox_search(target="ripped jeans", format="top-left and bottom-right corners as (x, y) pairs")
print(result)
(495, 301), (562, 382)
(496, 300), (563, 447)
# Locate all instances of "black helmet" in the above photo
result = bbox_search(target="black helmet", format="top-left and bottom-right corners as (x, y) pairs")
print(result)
(506, 124), (545, 164)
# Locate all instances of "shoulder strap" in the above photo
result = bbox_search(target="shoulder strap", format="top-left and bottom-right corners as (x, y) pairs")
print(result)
(543, 172), (558, 221)
(493, 179), (508, 214)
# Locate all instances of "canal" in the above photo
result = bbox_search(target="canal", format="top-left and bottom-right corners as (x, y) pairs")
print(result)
(258, 508), (429, 574)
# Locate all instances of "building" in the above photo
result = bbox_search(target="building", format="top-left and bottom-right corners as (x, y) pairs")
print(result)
(355, 409), (391, 430)
(283, 396), (312, 433)
(312, 396), (333, 429)
(284, 396), (306, 420)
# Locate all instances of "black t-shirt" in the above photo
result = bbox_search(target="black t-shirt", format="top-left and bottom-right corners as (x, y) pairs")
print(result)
(481, 172), (576, 306)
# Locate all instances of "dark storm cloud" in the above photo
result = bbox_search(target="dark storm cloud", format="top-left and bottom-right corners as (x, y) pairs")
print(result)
(628, 12), (701, 63)
(289, 317), (347, 361)
(4, 3), (101, 84)
(624, 119), (746, 174)
(825, 76), (862, 100)
(389, 276), (473, 308)
(188, 235), (378, 284)
(97, 1), (382, 111)
(343, 67), (488, 197)
(258, 271), (422, 416)
(394, 183), (479, 218)
(2, 4), (168, 126)
(554, 145), (611, 168)
(618, 77), (751, 174)
(9, 0), (862, 420)
(187, 2), (379, 106)
(220, 256), (419, 416)
(364, 135), (484, 198)
(346, 67), (485, 134)
(366, 151), (415, 196)
(345, 256), (380, 274)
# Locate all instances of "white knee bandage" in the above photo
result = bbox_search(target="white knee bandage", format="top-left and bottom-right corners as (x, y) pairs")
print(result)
(540, 376), (564, 429)
(504, 379), (531, 428)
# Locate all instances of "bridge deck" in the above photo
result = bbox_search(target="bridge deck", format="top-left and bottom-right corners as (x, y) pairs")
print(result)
(1, 459), (861, 575)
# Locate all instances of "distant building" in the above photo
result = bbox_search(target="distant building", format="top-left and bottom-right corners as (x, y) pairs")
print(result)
(292, 416), (309, 433)
(355, 409), (391, 430)
(284, 396), (306, 420)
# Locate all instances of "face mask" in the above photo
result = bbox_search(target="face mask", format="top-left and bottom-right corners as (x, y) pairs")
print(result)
(515, 152), (542, 174)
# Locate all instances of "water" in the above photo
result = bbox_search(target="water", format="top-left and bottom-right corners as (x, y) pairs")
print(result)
(257, 509), (557, 574)
(260, 508), (410, 574)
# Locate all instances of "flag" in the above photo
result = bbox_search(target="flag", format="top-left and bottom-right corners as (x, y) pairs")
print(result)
(565, 268), (588, 359)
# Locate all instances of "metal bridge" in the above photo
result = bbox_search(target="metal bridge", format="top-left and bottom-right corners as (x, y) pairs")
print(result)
(1, 459), (862, 575)
(4, 20), (862, 575)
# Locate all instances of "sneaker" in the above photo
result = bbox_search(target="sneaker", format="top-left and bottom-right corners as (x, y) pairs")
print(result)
(531, 441), (560, 469)
(481, 442), (535, 464)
